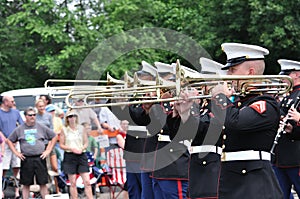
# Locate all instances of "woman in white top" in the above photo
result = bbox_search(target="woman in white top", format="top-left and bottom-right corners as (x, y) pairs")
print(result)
(59, 110), (93, 199)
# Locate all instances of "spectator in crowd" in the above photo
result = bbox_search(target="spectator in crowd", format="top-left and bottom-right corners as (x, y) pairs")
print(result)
(55, 108), (65, 121)
(39, 95), (52, 109)
(99, 106), (121, 148)
(116, 120), (129, 199)
(116, 120), (129, 149)
(46, 104), (63, 194)
(0, 96), (24, 198)
(6, 107), (57, 199)
(59, 110), (93, 199)
(73, 98), (103, 133)
(0, 134), (4, 199)
(35, 99), (53, 129)
(82, 122), (98, 161)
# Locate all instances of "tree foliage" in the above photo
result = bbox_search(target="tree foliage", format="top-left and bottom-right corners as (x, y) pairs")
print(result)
(1, 0), (300, 92)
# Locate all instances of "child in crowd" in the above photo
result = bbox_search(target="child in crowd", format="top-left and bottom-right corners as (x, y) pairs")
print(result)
(82, 122), (99, 162)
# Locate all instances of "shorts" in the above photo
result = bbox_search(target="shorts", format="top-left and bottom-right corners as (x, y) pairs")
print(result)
(63, 152), (89, 174)
(20, 155), (48, 186)
(3, 143), (21, 170)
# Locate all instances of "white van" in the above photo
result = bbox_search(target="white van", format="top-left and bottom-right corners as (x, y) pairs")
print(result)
(1, 87), (69, 111)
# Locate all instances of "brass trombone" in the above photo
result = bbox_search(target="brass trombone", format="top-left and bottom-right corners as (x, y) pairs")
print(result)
(44, 72), (134, 99)
(63, 60), (293, 109)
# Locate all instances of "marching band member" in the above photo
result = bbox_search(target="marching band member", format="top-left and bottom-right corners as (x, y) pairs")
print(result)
(130, 61), (162, 199)
(131, 60), (183, 199)
(149, 62), (189, 199)
(186, 58), (226, 199)
(110, 61), (157, 199)
(212, 43), (283, 198)
(165, 58), (227, 199)
(272, 59), (300, 199)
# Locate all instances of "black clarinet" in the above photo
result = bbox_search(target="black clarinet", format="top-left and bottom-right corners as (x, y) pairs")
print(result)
(270, 96), (300, 155)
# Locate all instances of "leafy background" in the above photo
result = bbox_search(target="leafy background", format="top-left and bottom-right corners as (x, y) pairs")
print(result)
(1, 0), (300, 92)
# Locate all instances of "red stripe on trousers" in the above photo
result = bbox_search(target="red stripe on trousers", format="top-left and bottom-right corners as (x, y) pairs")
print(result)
(177, 180), (183, 199)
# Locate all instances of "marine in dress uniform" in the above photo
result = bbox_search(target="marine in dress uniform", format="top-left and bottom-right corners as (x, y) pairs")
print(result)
(214, 43), (283, 199)
(130, 61), (163, 199)
(144, 62), (189, 199)
(166, 58), (227, 199)
(130, 103), (169, 199)
(111, 61), (157, 199)
(272, 59), (300, 199)
(188, 58), (226, 199)
(111, 104), (145, 199)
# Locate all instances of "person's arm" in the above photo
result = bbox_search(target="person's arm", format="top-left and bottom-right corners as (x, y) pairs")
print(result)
(0, 134), (4, 158)
(41, 127), (57, 159)
(59, 128), (69, 151)
(0, 131), (7, 142)
(91, 110), (103, 133)
(116, 134), (125, 149)
(93, 140), (98, 160)
(82, 127), (89, 152)
(6, 138), (25, 160)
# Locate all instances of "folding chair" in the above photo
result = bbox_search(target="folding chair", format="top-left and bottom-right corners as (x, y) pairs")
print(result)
(95, 147), (126, 199)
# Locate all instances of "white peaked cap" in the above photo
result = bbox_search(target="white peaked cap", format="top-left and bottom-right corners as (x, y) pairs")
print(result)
(141, 61), (157, 77)
(154, 62), (175, 73)
(221, 43), (269, 69)
(278, 59), (300, 72)
(200, 57), (227, 75)
(170, 63), (200, 74)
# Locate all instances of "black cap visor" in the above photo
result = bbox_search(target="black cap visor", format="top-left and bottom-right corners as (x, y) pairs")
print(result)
(222, 56), (264, 70)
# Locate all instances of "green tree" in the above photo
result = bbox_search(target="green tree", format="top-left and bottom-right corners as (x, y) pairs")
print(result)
(2, 0), (300, 93)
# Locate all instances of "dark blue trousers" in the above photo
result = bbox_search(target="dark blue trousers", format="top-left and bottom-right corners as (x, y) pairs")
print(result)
(152, 178), (188, 199)
(126, 161), (142, 199)
(273, 166), (300, 199)
(141, 172), (154, 199)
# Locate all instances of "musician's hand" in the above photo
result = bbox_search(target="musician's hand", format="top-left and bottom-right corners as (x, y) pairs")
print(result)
(173, 90), (194, 122)
(142, 103), (153, 114)
(211, 82), (234, 98)
(284, 123), (293, 133)
(288, 107), (300, 122)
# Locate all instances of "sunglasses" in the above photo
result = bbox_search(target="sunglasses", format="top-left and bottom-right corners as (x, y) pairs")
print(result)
(67, 114), (77, 118)
(27, 114), (36, 117)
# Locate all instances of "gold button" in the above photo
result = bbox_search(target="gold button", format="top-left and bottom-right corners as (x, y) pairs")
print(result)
(222, 126), (225, 130)
(170, 149), (173, 152)
(223, 134), (226, 140)
(160, 129), (163, 133)
(238, 102), (242, 107)
(166, 108), (169, 112)
(222, 144), (225, 149)
(242, 169), (246, 174)
(203, 161), (207, 165)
